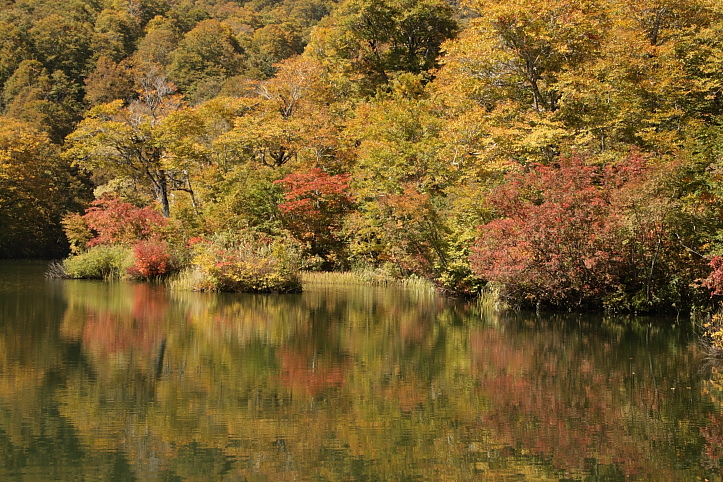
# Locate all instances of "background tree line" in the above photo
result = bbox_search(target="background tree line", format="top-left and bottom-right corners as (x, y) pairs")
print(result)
(3, 0), (723, 310)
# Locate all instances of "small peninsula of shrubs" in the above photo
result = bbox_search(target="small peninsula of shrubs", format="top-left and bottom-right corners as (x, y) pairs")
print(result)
(52, 196), (302, 294)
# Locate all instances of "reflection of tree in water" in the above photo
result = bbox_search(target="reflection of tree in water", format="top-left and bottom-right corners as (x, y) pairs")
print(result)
(469, 314), (712, 480)
(56, 282), (175, 478)
(701, 366), (723, 476)
(277, 346), (346, 398)
(4, 275), (718, 480)
(0, 265), (139, 479)
(60, 283), (168, 376)
(51, 282), (478, 479)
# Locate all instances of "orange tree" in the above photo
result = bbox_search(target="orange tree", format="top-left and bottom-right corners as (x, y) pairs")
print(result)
(275, 167), (354, 269)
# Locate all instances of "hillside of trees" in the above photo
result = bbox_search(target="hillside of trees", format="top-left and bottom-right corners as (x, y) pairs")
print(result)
(2, 0), (723, 311)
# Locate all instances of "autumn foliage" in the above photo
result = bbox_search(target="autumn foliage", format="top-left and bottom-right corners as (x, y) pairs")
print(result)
(275, 168), (353, 267)
(470, 155), (702, 310)
(82, 196), (168, 247)
(703, 257), (723, 297)
(371, 183), (447, 279)
(183, 234), (302, 293)
(5, 0), (721, 307)
(126, 240), (172, 279)
(61, 196), (173, 280)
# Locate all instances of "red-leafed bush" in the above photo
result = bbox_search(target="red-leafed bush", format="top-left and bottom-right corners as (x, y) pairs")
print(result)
(61, 196), (174, 280)
(127, 240), (172, 279)
(274, 168), (353, 267)
(471, 159), (620, 308)
(470, 154), (699, 311)
(81, 196), (167, 247)
(703, 256), (723, 297)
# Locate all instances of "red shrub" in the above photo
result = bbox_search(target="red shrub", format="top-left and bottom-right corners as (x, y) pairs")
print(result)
(471, 159), (620, 307)
(470, 154), (683, 310)
(127, 240), (172, 279)
(703, 256), (723, 296)
(274, 168), (353, 263)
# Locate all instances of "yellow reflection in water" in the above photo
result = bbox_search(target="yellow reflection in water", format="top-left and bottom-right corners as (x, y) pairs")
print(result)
(0, 274), (717, 480)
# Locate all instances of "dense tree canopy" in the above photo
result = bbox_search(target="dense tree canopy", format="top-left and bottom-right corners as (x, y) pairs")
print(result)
(308, 0), (457, 94)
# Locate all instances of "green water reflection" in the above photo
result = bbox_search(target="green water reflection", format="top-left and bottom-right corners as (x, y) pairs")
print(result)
(0, 261), (722, 480)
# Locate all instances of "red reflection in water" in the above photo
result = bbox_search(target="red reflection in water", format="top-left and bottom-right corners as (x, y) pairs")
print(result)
(277, 347), (345, 397)
(469, 327), (682, 479)
(702, 414), (723, 475)
(79, 284), (168, 357)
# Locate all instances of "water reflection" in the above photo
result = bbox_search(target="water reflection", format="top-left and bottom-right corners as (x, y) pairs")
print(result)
(469, 315), (707, 479)
(0, 262), (722, 479)
(61, 282), (168, 373)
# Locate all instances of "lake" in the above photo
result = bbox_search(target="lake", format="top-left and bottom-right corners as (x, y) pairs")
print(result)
(0, 260), (722, 480)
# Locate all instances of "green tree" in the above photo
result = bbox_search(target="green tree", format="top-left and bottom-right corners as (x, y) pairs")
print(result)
(0, 21), (30, 104)
(28, 13), (94, 81)
(3, 60), (84, 143)
(344, 87), (456, 278)
(133, 17), (181, 70)
(92, 8), (139, 62)
(244, 22), (305, 78)
(308, 0), (458, 94)
(168, 19), (244, 102)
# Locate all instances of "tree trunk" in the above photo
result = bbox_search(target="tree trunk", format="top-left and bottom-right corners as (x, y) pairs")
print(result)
(156, 170), (171, 217)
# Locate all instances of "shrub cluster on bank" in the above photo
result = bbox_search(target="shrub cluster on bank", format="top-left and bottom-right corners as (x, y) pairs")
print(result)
(53, 196), (302, 293)
(470, 155), (709, 312)
(172, 234), (302, 293)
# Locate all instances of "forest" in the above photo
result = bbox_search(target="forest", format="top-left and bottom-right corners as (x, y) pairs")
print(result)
(2, 0), (723, 314)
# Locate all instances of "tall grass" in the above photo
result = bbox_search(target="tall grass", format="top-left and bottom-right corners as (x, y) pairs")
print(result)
(301, 270), (437, 292)
(477, 283), (506, 314)
(166, 266), (206, 291)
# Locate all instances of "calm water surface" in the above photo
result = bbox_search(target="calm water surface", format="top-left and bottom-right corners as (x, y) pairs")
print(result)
(1, 260), (722, 480)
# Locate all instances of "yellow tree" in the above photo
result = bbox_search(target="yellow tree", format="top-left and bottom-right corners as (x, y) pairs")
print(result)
(218, 56), (343, 170)
(341, 80), (469, 281)
(199, 56), (351, 238)
(64, 74), (184, 217)
(153, 95), (256, 218)
(2, 60), (84, 143)
(437, 0), (609, 165)
(553, 0), (720, 155)
(438, 0), (722, 164)
(0, 117), (88, 256)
